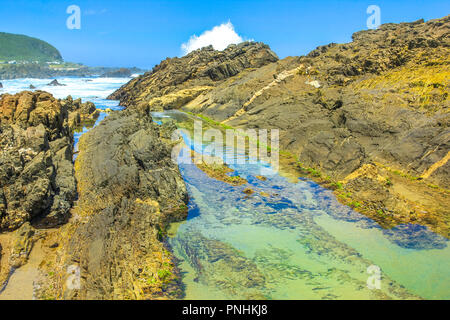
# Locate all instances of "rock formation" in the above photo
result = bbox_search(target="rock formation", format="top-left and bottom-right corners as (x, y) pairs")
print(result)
(108, 41), (279, 109)
(0, 14), (448, 301)
(109, 15), (450, 236)
(47, 79), (66, 87)
(0, 65), (145, 80)
(100, 67), (132, 78)
(0, 91), (76, 230)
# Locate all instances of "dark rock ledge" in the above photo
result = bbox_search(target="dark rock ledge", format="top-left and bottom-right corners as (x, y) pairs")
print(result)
(0, 92), (188, 300)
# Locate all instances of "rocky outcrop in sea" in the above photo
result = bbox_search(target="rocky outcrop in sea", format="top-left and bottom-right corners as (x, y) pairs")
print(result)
(108, 41), (279, 109)
(47, 79), (66, 86)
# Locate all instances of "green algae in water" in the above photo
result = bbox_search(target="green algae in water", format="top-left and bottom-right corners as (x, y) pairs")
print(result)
(155, 111), (450, 300)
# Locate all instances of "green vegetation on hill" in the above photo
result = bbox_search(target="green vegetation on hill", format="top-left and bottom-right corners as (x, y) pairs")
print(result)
(0, 32), (62, 62)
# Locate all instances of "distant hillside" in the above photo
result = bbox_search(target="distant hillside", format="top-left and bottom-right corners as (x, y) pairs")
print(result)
(0, 32), (62, 62)
(0, 64), (144, 80)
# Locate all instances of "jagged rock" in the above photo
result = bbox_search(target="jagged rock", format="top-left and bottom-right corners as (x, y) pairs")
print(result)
(29, 84), (36, 89)
(8, 222), (35, 268)
(47, 79), (66, 87)
(108, 15), (450, 235)
(0, 83), (3, 89)
(1, 90), (189, 299)
(0, 64), (144, 80)
(100, 67), (132, 78)
(57, 109), (188, 300)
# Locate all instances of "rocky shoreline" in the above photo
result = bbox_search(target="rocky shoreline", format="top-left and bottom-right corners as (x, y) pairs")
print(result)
(0, 15), (448, 300)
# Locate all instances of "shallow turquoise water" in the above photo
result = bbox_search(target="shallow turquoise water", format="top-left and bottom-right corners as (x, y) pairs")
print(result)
(153, 111), (450, 300)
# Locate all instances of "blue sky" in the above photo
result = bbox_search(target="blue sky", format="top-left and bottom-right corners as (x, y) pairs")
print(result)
(0, 0), (448, 68)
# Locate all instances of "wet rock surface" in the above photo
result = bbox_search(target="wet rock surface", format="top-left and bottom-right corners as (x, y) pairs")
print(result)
(62, 95), (100, 128)
(0, 89), (190, 299)
(0, 91), (101, 231)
